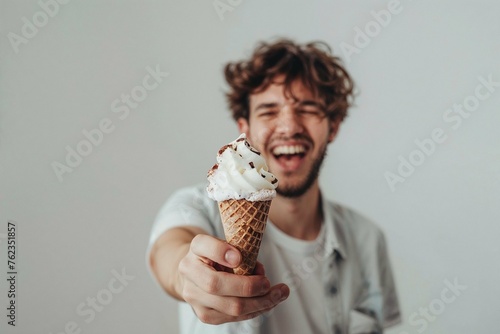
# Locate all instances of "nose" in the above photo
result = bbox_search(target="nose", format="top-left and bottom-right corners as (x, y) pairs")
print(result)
(275, 104), (304, 137)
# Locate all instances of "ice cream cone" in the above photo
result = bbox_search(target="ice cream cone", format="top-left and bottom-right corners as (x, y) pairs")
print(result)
(218, 198), (271, 275)
(207, 134), (277, 274)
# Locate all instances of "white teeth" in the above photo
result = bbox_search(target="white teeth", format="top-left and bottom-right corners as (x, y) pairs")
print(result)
(272, 145), (306, 155)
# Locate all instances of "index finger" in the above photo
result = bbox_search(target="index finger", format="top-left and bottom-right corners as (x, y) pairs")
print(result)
(192, 264), (271, 298)
(189, 235), (271, 297)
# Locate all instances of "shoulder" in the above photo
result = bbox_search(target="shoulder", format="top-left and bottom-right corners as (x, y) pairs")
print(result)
(166, 183), (210, 203)
(152, 183), (221, 237)
(160, 183), (215, 213)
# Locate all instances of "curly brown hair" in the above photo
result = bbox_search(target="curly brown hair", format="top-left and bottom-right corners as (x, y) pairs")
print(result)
(224, 39), (355, 122)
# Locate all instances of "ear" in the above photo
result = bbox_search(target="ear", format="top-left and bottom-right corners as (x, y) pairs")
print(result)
(328, 118), (341, 143)
(237, 117), (249, 135)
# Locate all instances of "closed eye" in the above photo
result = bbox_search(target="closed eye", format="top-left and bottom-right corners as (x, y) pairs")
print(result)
(256, 109), (278, 118)
(297, 107), (324, 117)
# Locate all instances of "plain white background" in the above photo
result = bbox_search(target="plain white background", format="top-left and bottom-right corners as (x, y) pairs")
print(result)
(1, 0), (499, 333)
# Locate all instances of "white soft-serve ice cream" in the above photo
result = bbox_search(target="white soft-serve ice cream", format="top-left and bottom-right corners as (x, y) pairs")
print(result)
(207, 133), (278, 202)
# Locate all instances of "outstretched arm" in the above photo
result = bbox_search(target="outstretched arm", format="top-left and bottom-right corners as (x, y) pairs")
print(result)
(148, 226), (290, 324)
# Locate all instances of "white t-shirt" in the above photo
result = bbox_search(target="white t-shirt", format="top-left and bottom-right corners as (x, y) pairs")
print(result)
(257, 221), (329, 334)
(147, 184), (401, 334)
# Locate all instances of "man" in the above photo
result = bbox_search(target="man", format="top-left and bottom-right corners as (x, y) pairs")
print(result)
(147, 39), (401, 333)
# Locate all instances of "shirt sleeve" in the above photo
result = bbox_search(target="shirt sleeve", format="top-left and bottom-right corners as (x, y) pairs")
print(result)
(148, 185), (218, 246)
(376, 231), (401, 328)
(343, 207), (402, 331)
(145, 185), (221, 284)
(355, 229), (402, 330)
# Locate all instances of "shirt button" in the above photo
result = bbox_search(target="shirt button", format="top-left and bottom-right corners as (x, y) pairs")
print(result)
(329, 284), (338, 295)
(333, 324), (342, 334)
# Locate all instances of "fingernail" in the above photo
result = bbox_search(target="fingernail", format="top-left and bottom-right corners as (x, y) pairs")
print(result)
(225, 250), (240, 266)
(279, 286), (289, 301)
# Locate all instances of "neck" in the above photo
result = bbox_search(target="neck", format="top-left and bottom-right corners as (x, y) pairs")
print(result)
(268, 180), (323, 240)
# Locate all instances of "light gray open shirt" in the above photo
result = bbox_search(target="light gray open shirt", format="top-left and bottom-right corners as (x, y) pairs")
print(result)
(147, 184), (401, 334)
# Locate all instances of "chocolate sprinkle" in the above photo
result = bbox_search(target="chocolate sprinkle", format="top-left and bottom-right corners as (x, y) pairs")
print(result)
(249, 146), (261, 155)
(249, 162), (254, 168)
(207, 164), (218, 177)
(218, 144), (231, 155)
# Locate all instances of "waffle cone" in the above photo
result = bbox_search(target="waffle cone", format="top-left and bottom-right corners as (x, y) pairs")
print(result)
(218, 199), (271, 275)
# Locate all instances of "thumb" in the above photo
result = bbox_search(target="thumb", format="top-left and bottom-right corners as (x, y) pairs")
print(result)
(223, 245), (242, 268)
(191, 234), (241, 268)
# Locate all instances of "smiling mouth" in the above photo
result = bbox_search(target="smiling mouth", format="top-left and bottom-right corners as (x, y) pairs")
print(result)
(272, 145), (306, 155)
(271, 144), (308, 168)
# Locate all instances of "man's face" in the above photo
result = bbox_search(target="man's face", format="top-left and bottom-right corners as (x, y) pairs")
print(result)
(238, 79), (340, 197)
